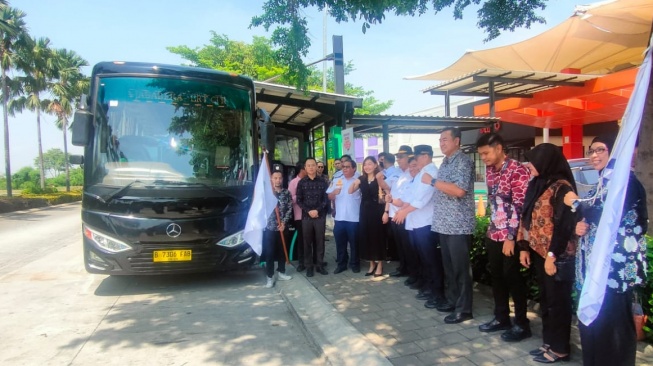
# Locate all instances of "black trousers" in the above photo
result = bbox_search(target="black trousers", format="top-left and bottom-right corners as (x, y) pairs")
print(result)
(531, 250), (572, 354)
(302, 217), (326, 269)
(262, 229), (287, 278)
(439, 233), (473, 314)
(390, 221), (413, 275)
(409, 227), (444, 298)
(579, 290), (636, 366)
(486, 238), (529, 326)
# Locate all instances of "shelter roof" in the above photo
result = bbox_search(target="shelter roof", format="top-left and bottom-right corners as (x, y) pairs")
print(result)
(406, 0), (653, 81)
(422, 69), (598, 98)
(349, 114), (498, 134)
(255, 81), (363, 130)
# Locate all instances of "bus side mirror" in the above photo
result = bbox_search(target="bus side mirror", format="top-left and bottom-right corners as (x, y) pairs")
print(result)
(71, 109), (92, 146)
(69, 155), (84, 165)
(257, 108), (275, 155)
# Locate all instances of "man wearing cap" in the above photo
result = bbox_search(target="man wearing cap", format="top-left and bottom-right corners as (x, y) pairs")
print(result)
(386, 145), (415, 278)
(430, 127), (476, 324)
(289, 161), (307, 271)
(327, 159), (361, 274)
(392, 144), (446, 308)
(262, 163), (294, 288)
(296, 157), (330, 277)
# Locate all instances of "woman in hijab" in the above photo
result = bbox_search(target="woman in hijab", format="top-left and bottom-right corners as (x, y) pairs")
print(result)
(518, 143), (578, 364)
(575, 135), (648, 366)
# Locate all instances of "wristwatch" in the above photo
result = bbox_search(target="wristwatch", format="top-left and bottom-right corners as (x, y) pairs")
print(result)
(430, 178), (437, 186)
(547, 252), (556, 258)
(507, 234), (514, 241)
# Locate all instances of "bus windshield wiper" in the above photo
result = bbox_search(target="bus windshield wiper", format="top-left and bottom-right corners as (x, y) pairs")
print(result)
(101, 180), (146, 203)
(151, 180), (244, 202)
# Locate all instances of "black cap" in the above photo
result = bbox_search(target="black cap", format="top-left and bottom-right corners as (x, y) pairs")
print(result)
(394, 145), (413, 156)
(271, 163), (284, 173)
(414, 145), (433, 156)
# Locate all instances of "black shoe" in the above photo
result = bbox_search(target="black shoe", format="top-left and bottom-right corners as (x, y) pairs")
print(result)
(424, 298), (446, 309)
(333, 267), (347, 274)
(501, 324), (532, 342)
(296, 264), (306, 272)
(435, 303), (455, 312)
(306, 267), (314, 277)
(351, 267), (360, 273)
(316, 267), (328, 275)
(415, 290), (433, 301)
(529, 344), (551, 356)
(365, 264), (378, 276)
(444, 312), (473, 324)
(532, 349), (569, 363)
(389, 270), (405, 277)
(409, 280), (424, 290)
(404, 277), (418, 286)
(479, 318), (512, 333)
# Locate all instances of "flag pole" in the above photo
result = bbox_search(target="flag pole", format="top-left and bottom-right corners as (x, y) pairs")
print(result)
(265, 151), (290, 264)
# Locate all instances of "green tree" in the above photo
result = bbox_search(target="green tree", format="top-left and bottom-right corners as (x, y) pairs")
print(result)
(0, 5), (29, 197)
(9, 36), (55, 190)
(11, 165), (38, 189)
(251, 0), (547, 90)
(169, 34), (392, 115)
(48, 48), (89, 192)
(34, 148), (66, 178)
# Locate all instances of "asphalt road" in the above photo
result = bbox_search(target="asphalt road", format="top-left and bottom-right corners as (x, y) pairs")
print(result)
(0, 203), (324, 366)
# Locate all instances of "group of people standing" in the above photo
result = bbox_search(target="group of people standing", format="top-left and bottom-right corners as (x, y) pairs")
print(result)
(261, 128), (647, 366)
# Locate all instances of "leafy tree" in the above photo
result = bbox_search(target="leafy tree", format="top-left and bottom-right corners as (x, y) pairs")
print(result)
(48, 48), (89, 191)
(34, 148), (66, 178)
(0, 5), (29, 196)
(9, 36), (55, 190)
(168, 34), (392, 115)
(11, 165), (38, 189)
(251, 0), (547, 90)
(48, 166), (83, 187)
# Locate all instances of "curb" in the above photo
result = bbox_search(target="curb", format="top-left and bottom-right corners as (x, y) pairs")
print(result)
(0, 201), (81, 218)
(278, 268), (392, 366)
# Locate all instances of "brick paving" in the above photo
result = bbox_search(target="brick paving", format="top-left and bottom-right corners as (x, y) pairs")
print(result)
(296, 226), (653, 366)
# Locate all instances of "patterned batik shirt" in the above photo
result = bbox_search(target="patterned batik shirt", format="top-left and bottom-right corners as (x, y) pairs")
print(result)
(576, 172), (648, 293)
(486, 158), (530, 241)
(265, 189), (293, 231)
(296, 175), (330, 219)
(431, 149), (476, 235)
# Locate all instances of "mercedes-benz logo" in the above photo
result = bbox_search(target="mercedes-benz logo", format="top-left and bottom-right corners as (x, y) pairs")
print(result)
(166, 223), (182, 238)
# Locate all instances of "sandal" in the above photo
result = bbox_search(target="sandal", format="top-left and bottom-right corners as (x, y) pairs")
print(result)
(529, 344), (550, 356)
(533, 349), (570, 363)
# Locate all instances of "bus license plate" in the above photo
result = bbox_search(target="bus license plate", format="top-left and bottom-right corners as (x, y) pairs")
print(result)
(153, 250), (192, 262)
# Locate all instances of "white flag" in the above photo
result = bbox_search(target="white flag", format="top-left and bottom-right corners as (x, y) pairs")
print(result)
(243, 153), (278, 256)
(577, 36), (652, 326)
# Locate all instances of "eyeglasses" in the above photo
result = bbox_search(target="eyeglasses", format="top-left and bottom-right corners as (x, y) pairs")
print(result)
(317, 165), (324, 168)
(586, 147), (607, 156)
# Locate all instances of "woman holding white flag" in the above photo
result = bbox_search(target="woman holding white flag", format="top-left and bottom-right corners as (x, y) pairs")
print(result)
(575, 135), (648, 366)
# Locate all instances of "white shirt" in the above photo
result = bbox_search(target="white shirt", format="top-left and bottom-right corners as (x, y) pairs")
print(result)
(333, 169), (360, 180)
(405, 163), (438, 230)
(326, 175), (361, 222)
(384, 165), (402, 189)
(389, 169), (411, 218)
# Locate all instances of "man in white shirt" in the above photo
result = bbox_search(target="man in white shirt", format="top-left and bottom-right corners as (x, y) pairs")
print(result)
(392, 144), (446, 309)
(326, 159), (361, 273)
(386, 146), (413, 278)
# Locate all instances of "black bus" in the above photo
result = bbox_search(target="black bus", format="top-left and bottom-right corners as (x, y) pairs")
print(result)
(71, 62), (273, 275)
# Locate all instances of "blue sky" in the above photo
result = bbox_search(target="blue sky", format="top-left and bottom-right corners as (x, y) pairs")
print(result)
(3, 0), (578, 171)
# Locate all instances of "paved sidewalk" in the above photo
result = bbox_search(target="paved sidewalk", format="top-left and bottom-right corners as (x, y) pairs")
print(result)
(280, 228), (653, 366)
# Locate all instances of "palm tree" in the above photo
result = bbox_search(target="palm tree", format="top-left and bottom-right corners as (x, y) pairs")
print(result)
(10, 36), (55, 190)
(0, 6), (29, 196)
(49, 48), (88, 191)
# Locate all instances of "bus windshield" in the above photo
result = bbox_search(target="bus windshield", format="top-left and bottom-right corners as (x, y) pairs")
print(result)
(87, 76), (253, 188)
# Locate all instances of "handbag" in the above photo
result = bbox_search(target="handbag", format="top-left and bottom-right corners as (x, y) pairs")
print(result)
(553, 255), (575, 282)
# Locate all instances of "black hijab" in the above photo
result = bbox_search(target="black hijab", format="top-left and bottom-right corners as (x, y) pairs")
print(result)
(521, 143), (577, 228)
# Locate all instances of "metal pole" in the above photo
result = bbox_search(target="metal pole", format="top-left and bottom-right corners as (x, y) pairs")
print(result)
(323, 5), (328, 92)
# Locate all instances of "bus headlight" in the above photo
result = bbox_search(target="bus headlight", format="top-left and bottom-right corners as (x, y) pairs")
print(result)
(83, 225), (132, 253)
(217, 231), (245, 248)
